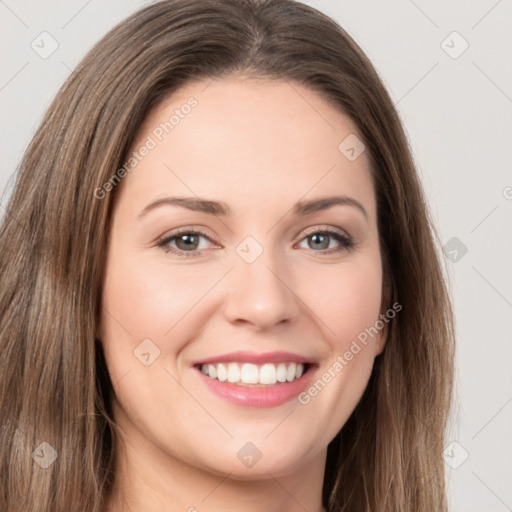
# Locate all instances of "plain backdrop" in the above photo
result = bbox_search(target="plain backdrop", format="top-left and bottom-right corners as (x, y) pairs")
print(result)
(1, 1), (511, 510)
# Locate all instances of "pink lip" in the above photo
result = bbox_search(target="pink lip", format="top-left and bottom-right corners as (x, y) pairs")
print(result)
(193, 350), (314, 366)
(194, 363), (317, 408)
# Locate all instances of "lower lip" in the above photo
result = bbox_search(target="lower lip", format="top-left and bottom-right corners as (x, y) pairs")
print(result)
(195, 365), (316, 408)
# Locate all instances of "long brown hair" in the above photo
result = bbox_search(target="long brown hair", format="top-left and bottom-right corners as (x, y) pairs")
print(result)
(0, 1), (455, 510)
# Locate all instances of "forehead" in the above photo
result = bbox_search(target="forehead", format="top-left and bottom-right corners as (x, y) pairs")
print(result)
(119, 76), (376, 221)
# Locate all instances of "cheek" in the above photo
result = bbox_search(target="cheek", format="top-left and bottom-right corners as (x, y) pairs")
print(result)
(300, 253), (383, 348)
(101, 252), (217, 338)
(99, 249), (230, 383)
(293, 254), (382, 423)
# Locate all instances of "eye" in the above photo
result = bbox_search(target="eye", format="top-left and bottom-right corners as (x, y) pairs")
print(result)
(157, 226), (355, 258)
(296, 228), (355, 254)
(157, 229), (216, 258)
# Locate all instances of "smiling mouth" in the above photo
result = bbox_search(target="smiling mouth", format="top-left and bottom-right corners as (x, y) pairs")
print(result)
(195, 362), (313, 386)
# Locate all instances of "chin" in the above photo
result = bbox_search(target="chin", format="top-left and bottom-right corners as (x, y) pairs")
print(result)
(194, 440), (319, 480)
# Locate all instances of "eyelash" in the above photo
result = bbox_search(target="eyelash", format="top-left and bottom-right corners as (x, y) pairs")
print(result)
(156, 227), (355, 258)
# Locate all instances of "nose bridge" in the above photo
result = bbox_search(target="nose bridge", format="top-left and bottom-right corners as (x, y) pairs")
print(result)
(223, 234), (299, 329)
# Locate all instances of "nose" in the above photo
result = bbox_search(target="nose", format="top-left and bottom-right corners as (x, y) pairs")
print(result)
(222, 244), (301, 331)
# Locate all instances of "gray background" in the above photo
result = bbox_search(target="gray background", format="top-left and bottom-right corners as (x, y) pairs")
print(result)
(1, 0), (511, 510)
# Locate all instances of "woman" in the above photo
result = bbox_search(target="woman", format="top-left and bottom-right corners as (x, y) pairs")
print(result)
(0, 1), (455, 511)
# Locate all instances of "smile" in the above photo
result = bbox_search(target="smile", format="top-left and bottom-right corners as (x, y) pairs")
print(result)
(193, 353), (317, 407)
(199, 362), (308, 386)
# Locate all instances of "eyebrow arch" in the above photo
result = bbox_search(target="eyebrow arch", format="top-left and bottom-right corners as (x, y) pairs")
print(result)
(294, 196), (368, 220)
(138, 195), (368, 220)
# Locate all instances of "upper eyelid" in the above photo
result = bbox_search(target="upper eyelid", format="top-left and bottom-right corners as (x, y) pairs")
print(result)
(159, 227), (218, 244)
(299, 224), (351, 238)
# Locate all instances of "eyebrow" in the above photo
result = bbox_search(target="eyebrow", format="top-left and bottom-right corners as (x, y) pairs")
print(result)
(138, 195), (368, 220)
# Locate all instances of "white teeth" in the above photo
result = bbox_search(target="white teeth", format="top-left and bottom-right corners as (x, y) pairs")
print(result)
(199, 361), (308, 385)
(227, 362), (240, 383)
(208, 364), (217, 379)
(259, 364), (276, 385)
(217, 363), (228, 382)
(276, 363), (287, 383)
(286, 362), (297, 382)
(240, 363), (259, 384)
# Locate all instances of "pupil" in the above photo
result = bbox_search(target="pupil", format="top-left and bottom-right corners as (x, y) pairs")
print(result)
(177, 234), (198, 250)
(311, 233), (328, 250)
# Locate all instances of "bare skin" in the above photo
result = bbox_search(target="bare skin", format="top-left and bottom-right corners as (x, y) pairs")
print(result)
(99, 75), (386, 512)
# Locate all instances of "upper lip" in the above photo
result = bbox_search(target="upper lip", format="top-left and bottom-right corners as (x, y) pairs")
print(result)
(193, 350), (316, 366)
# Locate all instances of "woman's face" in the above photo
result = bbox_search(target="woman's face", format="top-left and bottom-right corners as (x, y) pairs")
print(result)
(99, 76), (386, 479)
